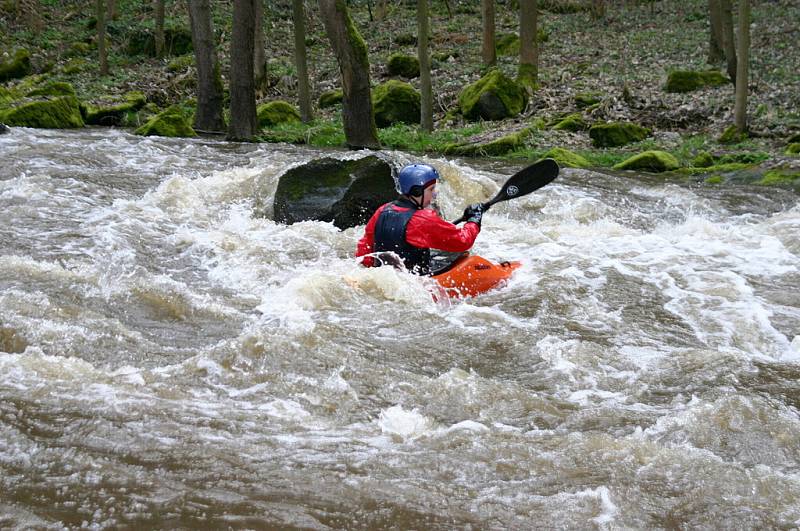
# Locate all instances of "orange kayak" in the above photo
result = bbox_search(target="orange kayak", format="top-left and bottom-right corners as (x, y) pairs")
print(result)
(432, 254), (521, 298)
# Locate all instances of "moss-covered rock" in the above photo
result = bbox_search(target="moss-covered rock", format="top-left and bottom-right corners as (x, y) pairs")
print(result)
(692, 151), (715, 168)
(84, 91), (147, 126)
(318, 89), (343, 109)
(542, 147), (590, 168)
(496, 34), (520, 56)
(718, 125), (747, 144)
(552, 113), (587, 132)
(394, 32), (416, 46)
(372, 80), (420, 128)
(0, 49), (32, 82)
(786, 143), (800, 156)
(574, 93), (601, 108)
(167, 54), (194, 72)
(386, 53), (419, 78)
(68, 41), (91, 57)
(134, 105), (196, 137)
(755, 169), (800, 189)
(589, 122), (650, 148)
(257, 100), (301, 128)
(25, 81), (76, 97)
(62, 58), (85, 75)
(613, 150), (680, 172)
(443, 127), (535, 157)
(0, 95), (84, 128)
(458, 68), (528, 122)
(665, 70), (729, 93)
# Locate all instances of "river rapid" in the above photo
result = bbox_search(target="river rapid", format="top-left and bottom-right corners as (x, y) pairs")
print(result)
(1, 128), (799, 529)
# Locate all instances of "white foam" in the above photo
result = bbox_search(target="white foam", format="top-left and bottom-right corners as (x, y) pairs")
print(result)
(377, 405), (434, 442)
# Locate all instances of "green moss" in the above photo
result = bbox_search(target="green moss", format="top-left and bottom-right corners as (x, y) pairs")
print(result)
(613, 150), (680, 172)
(167, 54), (194, 73)
(665, 70), (729, 93)
(62, 58), (85, 75)
(755, 169), (800, 187)
(574, 93), (601, 108)
(134, 105), (196, 137)
(496, 34), (520, 56)
(705, 175), (724, 184)
(692, 151), (714, 168)
(719, 125), (747, 144)
(25, 81), (76, 97)
(257, 100), (301, 128)
(68, 42), (91, 56)
(443, 127), (535, 157)
(786, 143), (800, 155)
(318, 89), (343, 109)
(0, 49), (32, 82)
(543, 147), (590, 168)
(458, 68), (527, 121)
(386, 53), (419, 78)
(552, 113), (587, 132)
(517, 63), (538, 90)
(589, 122), (650, 148)
(84, 91), (147, 126)
(372, 80), (420, 128)
(676, 162), (750, 176)
(0, 95), (84, 128)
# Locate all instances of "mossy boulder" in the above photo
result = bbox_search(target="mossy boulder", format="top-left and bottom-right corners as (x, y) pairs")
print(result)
(62, 58), (85, 75)
(589, 121), (650, 148)
(68, 41), (91, 57)
(613, 150), (680, 173)
(394, 33), (416, 46)
(84, 91), (147, 126)
(257, 100), (301, 128)
(786, 143), (800, 156)
(543, 147), (590, 168)
(134, 105), (196, 137)
(552, 113), (587, 132)
(0, 49), (32, 82)
(718, 125), (747, 144)
(755, 169), (800, 190)
(318, 89), (343, 109)
(574, 93), (601, 108)
(25, 81), (76, 97)
(443, 127), (535, 157)
(0, 95), (84, 128)
(273, 155), (396, 230)
(458, 68), (528, 122)
(386, 53), (419, 78)
(126, 26), (193, 57)
(692, 151), (715, 168)
(167, 54), (194, 73)
(372, 80), (420, 128)
(665, 70), (729, 93)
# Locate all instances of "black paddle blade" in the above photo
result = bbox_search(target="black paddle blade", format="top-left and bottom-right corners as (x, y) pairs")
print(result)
(452, 158), (560, 224)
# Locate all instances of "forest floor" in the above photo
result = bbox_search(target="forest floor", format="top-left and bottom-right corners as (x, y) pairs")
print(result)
(2, 0), (800, 171)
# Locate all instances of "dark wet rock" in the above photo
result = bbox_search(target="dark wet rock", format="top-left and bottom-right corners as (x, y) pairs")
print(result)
(0, 123), (9, 134)
(273, 155), (396, 230)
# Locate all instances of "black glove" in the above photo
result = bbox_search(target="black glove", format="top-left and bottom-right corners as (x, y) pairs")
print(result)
(462, 203), (483, 226)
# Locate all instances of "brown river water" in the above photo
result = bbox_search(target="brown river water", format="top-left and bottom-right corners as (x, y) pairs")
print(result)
(1, 128), (799, 529)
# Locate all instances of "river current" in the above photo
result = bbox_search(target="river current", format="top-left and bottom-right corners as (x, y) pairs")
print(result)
(1, 128), (799, 529)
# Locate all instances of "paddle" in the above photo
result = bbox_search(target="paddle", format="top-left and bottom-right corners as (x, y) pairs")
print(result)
(451, 158), (560, 224)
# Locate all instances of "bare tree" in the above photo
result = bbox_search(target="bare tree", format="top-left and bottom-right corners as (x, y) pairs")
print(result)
(188, 0), (226, 132)
(707, 0), (724, 64)
(418, 0), (432, 132)
(228, 0), (259, 141)
(734, 0), (750, 134)
(155, 0), (166, 57)
(518, 0), (538, 89)
(97, 0), (108, 75)
(481, 0), (496, 67)
(720, 0), (737, 83)
(293, 0), (313, 122)
(318, 0), (380, 149)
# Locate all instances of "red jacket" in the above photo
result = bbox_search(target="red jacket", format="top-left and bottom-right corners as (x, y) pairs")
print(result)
(356, 203), (480, 267)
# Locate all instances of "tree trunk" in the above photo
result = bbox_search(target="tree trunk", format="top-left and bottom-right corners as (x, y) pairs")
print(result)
(591, 0), (605, 20)
(418, 0), (433, 132)
(254, 0), (267, 92)
(228, 0), (258, 141)
(187, 0), (226, 132)
(518, 0), (538, 89)
(97, 0), (108, 75)
(318, 0), (380, 150)
(720, 0), (737, 84)
(154, 0), (166, 57)
(293, 0), (313, 122)
(707, 0), (724, 64)
(108, 0), (118, 20)
(375, 0), (388, 21)
(734, 0), (750, 134)
(481, 0), (496, 67)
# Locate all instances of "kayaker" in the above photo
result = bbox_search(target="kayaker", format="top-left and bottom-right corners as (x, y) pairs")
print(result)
(356, 163), (484, 275)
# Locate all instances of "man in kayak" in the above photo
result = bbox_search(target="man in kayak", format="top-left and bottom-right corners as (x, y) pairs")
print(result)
(356, 163), (484, 275)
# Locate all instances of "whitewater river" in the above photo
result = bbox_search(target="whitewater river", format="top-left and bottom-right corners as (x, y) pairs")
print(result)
(1, 128), (799, 529)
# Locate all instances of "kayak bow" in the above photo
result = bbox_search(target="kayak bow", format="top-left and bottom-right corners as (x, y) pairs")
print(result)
(432, 254), (521, 298)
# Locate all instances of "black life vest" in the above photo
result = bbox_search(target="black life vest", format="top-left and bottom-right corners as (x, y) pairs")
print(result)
(373, 199), (431, 275)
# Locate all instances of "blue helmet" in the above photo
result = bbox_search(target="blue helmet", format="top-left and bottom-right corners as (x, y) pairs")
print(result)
(397, 164), (440, 196)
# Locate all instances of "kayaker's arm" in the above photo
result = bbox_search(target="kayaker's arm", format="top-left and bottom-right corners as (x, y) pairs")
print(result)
(406, 209), (481, 253)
